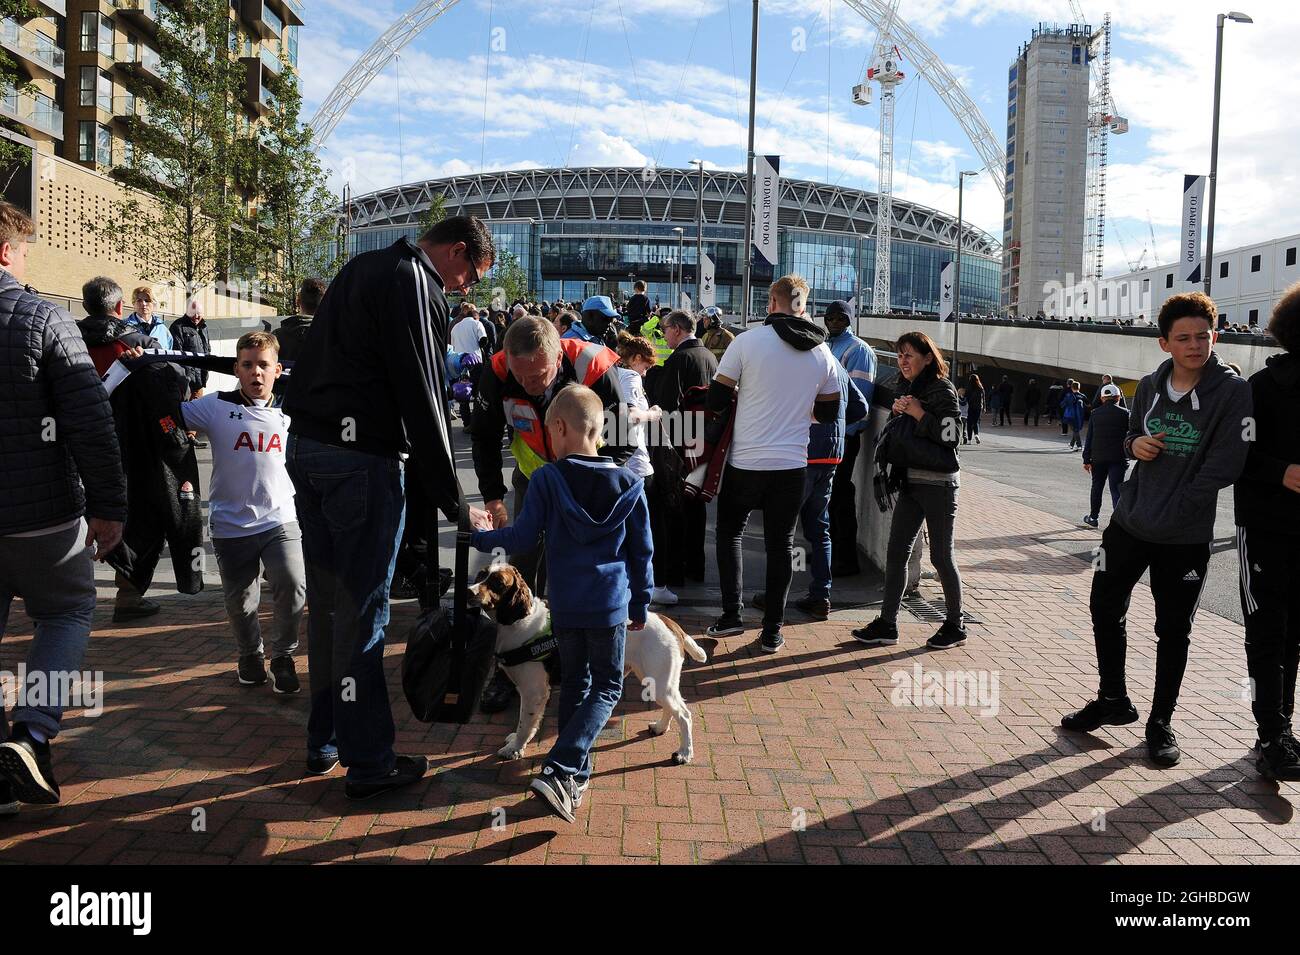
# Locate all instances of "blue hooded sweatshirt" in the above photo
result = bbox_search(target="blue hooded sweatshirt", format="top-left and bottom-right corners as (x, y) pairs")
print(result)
(471, 455), (653, 628)
(826, 328), (877, 436)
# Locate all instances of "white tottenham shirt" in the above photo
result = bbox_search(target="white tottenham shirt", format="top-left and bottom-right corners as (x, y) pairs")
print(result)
(450, 316), (488, 354)
(716, 324), (839, 471)
(181, 392), (295, 539)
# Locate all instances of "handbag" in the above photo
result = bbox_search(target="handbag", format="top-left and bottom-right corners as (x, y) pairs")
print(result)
(401, 486), (497, 724)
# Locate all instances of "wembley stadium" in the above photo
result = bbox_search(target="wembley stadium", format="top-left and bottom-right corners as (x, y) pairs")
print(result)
(341, 166), (1001, 316)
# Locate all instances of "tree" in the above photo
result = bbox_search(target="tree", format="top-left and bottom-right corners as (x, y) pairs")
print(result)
(89, 0), (248, 297)
(489, 250), (529, 308)
(245, 64), (341, 313)
(419, 192), (446, 234)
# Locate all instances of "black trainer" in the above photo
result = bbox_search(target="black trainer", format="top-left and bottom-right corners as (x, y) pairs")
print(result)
(1082, 514), (1099, 528)
(1146, 719), (1181, 767)
(306, 751), (340, 776)
(1255, 733), (1300, 782)
(758, 626), (785, 654)
(851, 618), (899, 646)
(1060, 696), (1139, 732)
(112, 599), (161, 623)
(269, 656), (301, 695)
(344, 755), (429, 801)
(926, 620), (968, 650)
(793, 595), (831, 620)
(0, 724), (60, 805)
(479, 668), (518, 714)
(237, 652), (267, 686)
(529, 765), (577, 823)
(0, 779), (17, 816)
(705, 612), (746, 638)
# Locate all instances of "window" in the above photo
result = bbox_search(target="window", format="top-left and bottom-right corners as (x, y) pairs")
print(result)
(1166, 273), (1173, 289)
(79, 66), (95, 107)
(77, 120), (93, 161)
(79, 11), (96, 52)
(1251, 254), (1261, 273)
(1288, 247), (1297, 267)
(1220, 261), (1229, 279)
(1142, 277), (1150, 291)
(1249, 308), (1259, 326)
(98, 15), (113, 57)
(96, 124), (112, 167)
(1101, 287), (1108, 301)
(98, 70), (113, 113)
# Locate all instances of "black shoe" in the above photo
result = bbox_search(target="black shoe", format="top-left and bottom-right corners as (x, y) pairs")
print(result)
(794, 595), (831, 620)
(0, 724), (60, 805)
(390, 574), (420, 600)
(237, 653), (267, 686)
(1146, 719), (1181, 767)
(269, 656), (301, 695)
(1255, 732), (1300, 782)
(705, 612), (746, 638)
(1060, 696), (1139, 732)
(758, 626), (785, 654)
(851, 618), (898, 646)
(344, 755), (429, 801)
(529, 766), (577, 823)
(479, 669), (518, 714)
(926, 620), (967, 650)
(306, 751), (340, 776)
(112, 599), (161, 623)
(0, 779), (18, 816)
(831, 562), (860, 577)
(1082, 514), (1099, 528)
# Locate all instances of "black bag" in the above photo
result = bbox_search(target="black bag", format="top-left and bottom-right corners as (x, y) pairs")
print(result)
(884, 411), (960, 474)
(401, 497), (497, 724)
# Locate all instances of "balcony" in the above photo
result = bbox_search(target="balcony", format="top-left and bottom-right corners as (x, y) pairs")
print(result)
(0, 85), (64, 138)
(111, 94), (144, 123)
(1, 19), (65, 78)
(259, 44), (280, 75)
(34, 0), (64, 16)
(114, 42), (165, 87)
(240, 0), (297, 40)
(113, 0), (160, 36)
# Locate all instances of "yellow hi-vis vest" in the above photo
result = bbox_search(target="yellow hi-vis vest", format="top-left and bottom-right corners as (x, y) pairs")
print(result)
(641, 316), (671, 366)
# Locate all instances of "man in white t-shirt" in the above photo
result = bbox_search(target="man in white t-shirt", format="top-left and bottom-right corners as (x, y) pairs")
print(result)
(181, 331), (305, 695)
(450, 303), (489, 355)
(704, 275), (840, 653)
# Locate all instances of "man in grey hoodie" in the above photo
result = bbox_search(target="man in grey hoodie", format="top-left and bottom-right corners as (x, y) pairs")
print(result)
(1062, 292), (1253, 767)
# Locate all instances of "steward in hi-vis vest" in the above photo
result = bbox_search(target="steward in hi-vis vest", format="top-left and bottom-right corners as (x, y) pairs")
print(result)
(469, 333), (634, 507)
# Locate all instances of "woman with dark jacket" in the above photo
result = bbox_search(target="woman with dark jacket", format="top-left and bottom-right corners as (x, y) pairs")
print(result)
(853, 330), (967, 650)
(965, 373), (985, 443)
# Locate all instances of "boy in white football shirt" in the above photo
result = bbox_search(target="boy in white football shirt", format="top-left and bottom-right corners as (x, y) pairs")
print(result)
(182, 331), (305, 693)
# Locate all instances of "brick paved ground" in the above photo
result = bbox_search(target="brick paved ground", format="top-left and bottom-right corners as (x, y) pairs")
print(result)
(0, 469), (1293, 865)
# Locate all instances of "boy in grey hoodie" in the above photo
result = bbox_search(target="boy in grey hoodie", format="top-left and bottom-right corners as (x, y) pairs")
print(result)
(1062, 292), (1253, 767)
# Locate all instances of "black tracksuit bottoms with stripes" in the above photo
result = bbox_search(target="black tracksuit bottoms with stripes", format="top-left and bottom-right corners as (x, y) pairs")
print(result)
(1237, 525), (1300, 740)
(1090, 520), (1210, 723)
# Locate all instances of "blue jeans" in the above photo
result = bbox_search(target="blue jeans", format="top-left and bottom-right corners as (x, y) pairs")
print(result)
(799, 464), (836, 599)
(1089, 461), (1126, 520)
(286, 434), (406, 783)
(0, 519), (96, 740)
(547, 624), (626, 785)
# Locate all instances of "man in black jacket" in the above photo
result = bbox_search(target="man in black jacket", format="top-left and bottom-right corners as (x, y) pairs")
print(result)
(0, 203), (126, 809)
(1023, 378), (1042, 426)
(649, 310), (717, 589)
(170, 299), (211, 397)
(273, 277), (325, 398)
(77, 276), (158, 374)
(284, 215), (494, 801)
(1081, 383), (1128, 528)
(1236, 284), (1300, 781)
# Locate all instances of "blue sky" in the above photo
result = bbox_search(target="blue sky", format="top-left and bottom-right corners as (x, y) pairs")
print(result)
(296, 0), (1299, 278)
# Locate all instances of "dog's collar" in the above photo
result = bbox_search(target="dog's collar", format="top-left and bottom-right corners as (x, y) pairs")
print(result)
(496, 613), (557, 666)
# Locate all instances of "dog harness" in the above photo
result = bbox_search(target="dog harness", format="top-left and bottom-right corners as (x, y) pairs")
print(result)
(495, 614), (558, 667)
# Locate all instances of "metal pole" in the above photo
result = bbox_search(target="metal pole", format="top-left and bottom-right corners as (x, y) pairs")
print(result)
(954, 175), (964, 379)
(678, 230), (684, 306)
(740, 0), (759, 324)
(1203, 14), (1226, 298)
(696, 161), (704, 307)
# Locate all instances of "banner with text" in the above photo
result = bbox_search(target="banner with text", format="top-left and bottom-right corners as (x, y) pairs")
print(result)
(751, 154), (780, 278)
(1180, 174), (1206, 284)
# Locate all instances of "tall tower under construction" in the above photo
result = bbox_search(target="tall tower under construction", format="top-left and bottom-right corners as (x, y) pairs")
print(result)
(1002, 23), (1091, 317)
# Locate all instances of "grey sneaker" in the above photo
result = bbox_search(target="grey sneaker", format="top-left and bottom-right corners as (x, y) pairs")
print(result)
(529, 766), (577, 823)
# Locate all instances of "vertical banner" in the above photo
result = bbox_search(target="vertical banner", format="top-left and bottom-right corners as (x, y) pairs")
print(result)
(751, 154), (780, 277)
(1180, 174), (1206, 284)
(699, 251), (716, 307)
(939, 261), (955, 321)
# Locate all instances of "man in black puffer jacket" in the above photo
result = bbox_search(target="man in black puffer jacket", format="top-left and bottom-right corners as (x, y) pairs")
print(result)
(0, 203), (127, 809)
(1081, 383), (1129, 528)
(169, 299), (211, 398)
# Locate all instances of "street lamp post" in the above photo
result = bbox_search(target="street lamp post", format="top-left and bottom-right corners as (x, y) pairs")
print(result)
(672, 226), (685, 308)
(952, 170), (978, 381)
(689, 159), (705, 310)
(1204, 11), (1252, 299)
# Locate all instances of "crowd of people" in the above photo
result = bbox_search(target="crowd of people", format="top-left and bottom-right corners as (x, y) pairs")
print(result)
(1, 197), (1298, 829)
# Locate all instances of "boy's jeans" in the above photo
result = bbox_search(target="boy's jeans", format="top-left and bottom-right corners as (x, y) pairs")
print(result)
(547, 624), (627, 785)
(286, 434), (405, 783)
(799, 464), (836, 599)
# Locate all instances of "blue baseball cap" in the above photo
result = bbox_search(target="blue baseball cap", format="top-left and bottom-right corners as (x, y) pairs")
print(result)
(580, 295), (619, 318)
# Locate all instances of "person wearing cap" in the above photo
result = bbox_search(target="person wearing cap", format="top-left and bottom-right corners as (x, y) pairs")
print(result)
(822, 299), (876, 576)
(580, 295), (623, 350)
(1081, 382), (1129, 528)
(699, 306), (735, 362)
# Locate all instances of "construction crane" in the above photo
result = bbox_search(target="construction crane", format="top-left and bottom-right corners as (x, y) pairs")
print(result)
(1070, 3), (1128, 280)
(852, 0), (904, 314)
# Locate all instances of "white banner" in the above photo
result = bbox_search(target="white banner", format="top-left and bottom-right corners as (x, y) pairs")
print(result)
(939, 261), (955, 322)
(751, 154), (780, 268)
(1180, 174), (1206, 284)
(699, 251), (716, 307)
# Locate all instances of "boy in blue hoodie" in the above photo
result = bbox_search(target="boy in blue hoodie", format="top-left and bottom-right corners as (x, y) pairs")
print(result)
(469, 384), (653, 822)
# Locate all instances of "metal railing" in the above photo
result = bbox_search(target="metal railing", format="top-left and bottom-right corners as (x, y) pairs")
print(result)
(113, 0), (158, 21)
(0, 85), (63, 137)
(259, 44), (280, 74)
(1, 18), (65, 75)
